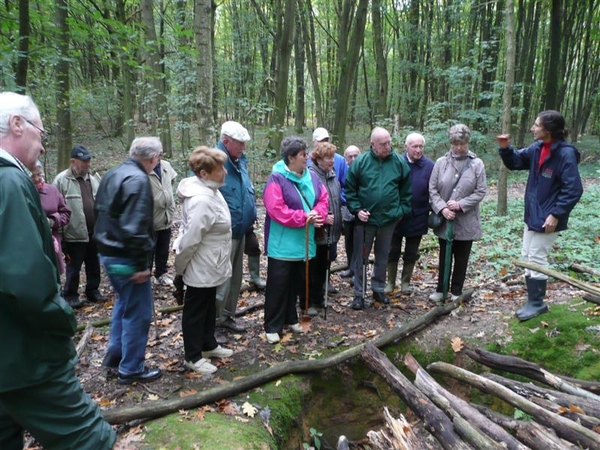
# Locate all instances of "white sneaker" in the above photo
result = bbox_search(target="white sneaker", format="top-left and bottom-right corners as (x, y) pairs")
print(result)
(288, 323), (302, 333)
(202, 345), (233, 359)
(156, 275), (174, 286)
(184, 358), (217, 374)
(265, 332), (280, 344)
(429, 292), (444, 303)
(450, 294), (459, 301)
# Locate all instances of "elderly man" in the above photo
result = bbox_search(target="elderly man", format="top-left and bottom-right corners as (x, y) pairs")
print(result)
(215, 121), (258, 337)
(54, 144), (105, 308)
(149, 156), (177, 286)
(339, 145), (361, 279)
(95, 137), (163, 384)
(345, 127), (412, 310)
(385, 133), (434, 294)
(0, 92), (115, 449)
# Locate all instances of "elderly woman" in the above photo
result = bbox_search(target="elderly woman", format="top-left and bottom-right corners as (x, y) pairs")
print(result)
(31, 161), (71, 274)
(305, 142), (343, 315)
(174, 146), (234, 374)
(263, 136), (328, 344)
(498, 110), (583, 321)
(428, 124), (487, 302)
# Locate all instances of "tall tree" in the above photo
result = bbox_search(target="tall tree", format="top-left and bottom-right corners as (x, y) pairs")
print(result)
(194, 0), (215, 146)
(294, 8), (306, 133)
(55, 0), (72, 171)
(331, 0), (369, 147)
(16, 0), (30, 93)
(371, 0), (387, 119)
(543, 0), (562, 110)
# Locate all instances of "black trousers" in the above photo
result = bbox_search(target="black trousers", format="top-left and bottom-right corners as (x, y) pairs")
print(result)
(62, 239), (101, 298)
(436, 239), (473, 296)
(151, 227), (172, 278)
(343, 220), (355, 269)
(264, 258), (302, 334)
(182, 286), (218, 363)
(388, 233), (423, 264)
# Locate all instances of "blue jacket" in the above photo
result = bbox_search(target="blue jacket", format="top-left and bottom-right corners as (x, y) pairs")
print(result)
(217, 141), (258, 239)
(395, 153), (435, 236)
(499, 140), (583, 232)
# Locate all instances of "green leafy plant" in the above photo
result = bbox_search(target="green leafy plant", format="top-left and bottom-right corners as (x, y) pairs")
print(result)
(513, 409), (533, 421)
(303, 427), (323, 450)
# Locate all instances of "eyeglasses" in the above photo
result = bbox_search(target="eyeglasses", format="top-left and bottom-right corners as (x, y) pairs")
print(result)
(23, 117), (49, 147)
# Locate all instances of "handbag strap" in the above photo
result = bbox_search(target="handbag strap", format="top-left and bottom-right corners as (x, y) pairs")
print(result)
(291, 181), (313, 210)
(444, 157), (471, 202)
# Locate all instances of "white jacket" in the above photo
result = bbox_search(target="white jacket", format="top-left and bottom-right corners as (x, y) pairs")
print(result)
(174, 176), (232, 288)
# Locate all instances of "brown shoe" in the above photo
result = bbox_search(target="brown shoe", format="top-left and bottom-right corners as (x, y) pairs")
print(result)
(215, 330), (228, 345)
(218, 317), (246, 333)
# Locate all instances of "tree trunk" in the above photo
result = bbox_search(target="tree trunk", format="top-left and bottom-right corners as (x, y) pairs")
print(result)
(268, 0), (295, 151)
(55, 0), (72, 172)
(497, 0), (515, 216)
(371, 0), (387, 120)
(427, 362), (600, 449)
(332, 0), (369, 148)
(361, 344), (471, 450)
(543, 0), (562, 110)
(194, 0), (216, 146)
(294, 9), (305, 134)
(16, 0), (30, 93)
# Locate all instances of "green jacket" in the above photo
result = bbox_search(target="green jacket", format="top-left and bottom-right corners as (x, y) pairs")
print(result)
(345, 148), (412, 226)
(0, 153), (77, 392)
(53, 168), (101, 242)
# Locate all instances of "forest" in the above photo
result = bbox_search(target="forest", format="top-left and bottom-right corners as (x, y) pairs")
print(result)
(1, 0), (599, 170)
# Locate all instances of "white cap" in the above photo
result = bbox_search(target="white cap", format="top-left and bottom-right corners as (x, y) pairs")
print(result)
(221, 121), (251, 142)
(312, 127), (330, 142)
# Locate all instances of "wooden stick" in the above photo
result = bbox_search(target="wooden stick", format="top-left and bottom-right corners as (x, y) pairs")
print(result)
(76, 323), (94, 358)
(513, 260), (600, 297)
(569, 263), (600, 278)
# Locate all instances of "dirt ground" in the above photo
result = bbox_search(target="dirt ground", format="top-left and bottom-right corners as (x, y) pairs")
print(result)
(29, 180), (596, 449)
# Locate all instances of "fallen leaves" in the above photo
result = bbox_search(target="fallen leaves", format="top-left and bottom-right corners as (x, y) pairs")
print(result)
(242, 401), (257, 418)
(451, 336), (464, 352)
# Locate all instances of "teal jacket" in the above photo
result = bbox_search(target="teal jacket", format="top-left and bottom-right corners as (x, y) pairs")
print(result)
(345, 148), (412, 226)
(0, 154), (77, 392)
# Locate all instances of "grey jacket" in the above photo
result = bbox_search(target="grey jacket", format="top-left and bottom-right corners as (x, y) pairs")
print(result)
(429, 151), (487, 241)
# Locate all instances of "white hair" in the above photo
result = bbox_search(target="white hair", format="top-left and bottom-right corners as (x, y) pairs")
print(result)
(405, 132), (425, 145)
(129, 136), (163, 159)
(0, 92), (40, 138)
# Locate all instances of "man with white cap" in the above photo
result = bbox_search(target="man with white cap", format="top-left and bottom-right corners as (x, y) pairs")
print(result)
(215, 121), (258, 338)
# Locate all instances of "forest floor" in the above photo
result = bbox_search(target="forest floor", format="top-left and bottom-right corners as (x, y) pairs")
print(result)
(27, 178), (599, 449)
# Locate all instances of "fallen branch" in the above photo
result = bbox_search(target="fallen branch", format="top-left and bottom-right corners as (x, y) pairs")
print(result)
(513, 260), (600, 297)
(361, 344), (470, 450)
(76, 323), (94, 358)
(569, 263), (600, 278)
(463, 346), (600, 399)
(427, 362), (600, 450)
(471, 403), (577, 450)
(102, 302), (457, 424)
(404, 353), (527, 450)
(367, 408), (420, 450)
(583, 294), (600, 305)
(528, 395), (600, 431)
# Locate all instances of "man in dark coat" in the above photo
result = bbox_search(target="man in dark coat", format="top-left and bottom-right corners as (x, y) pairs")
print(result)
(0, 91), (115, 449)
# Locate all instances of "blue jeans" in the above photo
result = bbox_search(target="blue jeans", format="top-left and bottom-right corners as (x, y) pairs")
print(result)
(99, 255), (153, 375)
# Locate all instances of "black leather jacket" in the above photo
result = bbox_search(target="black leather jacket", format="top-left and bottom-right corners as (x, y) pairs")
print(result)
(94, 158), (155, 271)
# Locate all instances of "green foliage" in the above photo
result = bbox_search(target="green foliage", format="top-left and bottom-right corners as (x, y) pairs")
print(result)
(513, 409), (533, 422)
(303, 427), (323, 450)
(487, 303), (600, 380)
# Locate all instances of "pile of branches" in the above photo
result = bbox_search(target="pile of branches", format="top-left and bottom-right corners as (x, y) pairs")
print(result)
(362, 344), (600, 450)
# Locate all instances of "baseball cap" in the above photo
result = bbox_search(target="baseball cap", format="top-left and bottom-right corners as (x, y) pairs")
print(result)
(221, 121), (251, 142)
(71, 144), (93, 161)
(312, 127), (330, 142)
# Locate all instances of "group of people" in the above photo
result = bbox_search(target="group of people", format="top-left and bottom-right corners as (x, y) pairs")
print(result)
(0, 87), (583, 449)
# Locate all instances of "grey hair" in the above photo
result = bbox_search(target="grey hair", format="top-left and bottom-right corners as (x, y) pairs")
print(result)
(448, 124), (471, 144)
(0, 92), (40, 138)
(281, 136), (308, 165)
(405, 132), (425, 145)
(129, 136), (163, 159)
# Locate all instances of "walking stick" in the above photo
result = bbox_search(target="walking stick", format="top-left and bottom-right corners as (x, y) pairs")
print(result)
(362, 224), (367, 301)
(442, 220), (454, 301)
(302, 221), (311, 322)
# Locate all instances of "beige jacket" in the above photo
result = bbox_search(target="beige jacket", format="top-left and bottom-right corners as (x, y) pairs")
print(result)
(149, 160), (177, 231)
(53, 169), (101, 242)
(429, 151), (487, 241)
(174, 177), (232, 288)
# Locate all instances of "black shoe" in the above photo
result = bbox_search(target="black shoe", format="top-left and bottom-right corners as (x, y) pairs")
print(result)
(215, 330), (228, 345)
(65, 296), (83, 309)
(102, 352), (121, 369)
(218, 317), (246, 333)
(339, 269), (353, 278)
(86, 290), (107, 302)
(373, 291), (389, 305)
(117, 367), (162, 385)
(351, 296), (364, 310)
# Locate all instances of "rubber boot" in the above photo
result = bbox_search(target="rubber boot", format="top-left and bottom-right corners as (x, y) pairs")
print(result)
(248, 255), (266, 289)
(516, 277), (548, 321)
(400, 261), (416, 294)
(384, 262), (398, 294)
